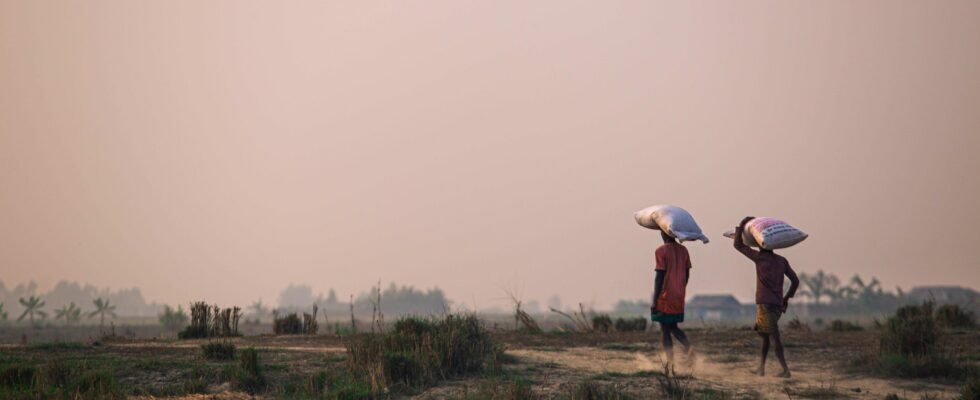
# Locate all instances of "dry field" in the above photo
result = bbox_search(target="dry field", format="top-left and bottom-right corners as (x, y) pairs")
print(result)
(1, 322), (976, 399)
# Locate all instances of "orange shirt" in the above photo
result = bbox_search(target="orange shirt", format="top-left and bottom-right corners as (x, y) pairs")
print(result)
(655, 243), (692, 314)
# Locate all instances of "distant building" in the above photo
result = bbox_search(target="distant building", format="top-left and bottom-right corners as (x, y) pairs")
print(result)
(686, 294), (746, 321)
(907, 286), (978, 304)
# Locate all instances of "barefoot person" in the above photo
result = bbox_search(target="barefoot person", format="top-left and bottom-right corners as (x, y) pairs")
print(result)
(733, 216), (800, 377)
(651, 231), (693, 363)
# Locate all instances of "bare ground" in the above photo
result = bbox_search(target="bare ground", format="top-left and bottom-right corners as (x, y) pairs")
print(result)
(1, 327), (974, 399)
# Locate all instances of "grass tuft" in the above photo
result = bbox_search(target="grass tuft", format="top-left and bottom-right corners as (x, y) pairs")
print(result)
(201, 341), (236, 361)
(852, 301), (973, 380)
(345, 313), (499, 393)
(232, 347), (267, 394)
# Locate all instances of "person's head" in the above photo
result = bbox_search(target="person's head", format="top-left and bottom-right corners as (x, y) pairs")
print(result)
(660, 231), (676, 244)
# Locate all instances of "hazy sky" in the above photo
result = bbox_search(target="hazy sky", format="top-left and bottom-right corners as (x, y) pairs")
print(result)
(1, 1), (978, 310)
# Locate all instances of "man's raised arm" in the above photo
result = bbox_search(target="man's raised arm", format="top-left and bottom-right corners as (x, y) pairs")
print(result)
(733, 216), (760, 260)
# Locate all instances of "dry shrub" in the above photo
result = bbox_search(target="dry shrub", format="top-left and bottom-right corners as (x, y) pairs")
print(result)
(882, 302), (939, 357)
(178, 302), (241, 339)
(273, 312), (302, 334)
(273, 305), (319, 335)
(345, 314), (499, 393)
(829, 320), (863, 332)
(233, 347), (266, 394)
(512, 299), (541, 334)
(853, 301), (971, 379)
(787, 316), (810, 332)
(201, 341), (236, 361)
(935, 304), (976, 329)
(613, 317), (646, 332)
(591, 315), (613, 333)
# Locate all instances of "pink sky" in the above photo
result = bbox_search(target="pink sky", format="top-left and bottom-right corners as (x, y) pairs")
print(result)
(1, 1), (978, 309)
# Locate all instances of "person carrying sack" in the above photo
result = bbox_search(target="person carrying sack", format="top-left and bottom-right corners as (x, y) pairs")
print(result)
(733, 216), (800, 378)
(650, 231), (694, 363)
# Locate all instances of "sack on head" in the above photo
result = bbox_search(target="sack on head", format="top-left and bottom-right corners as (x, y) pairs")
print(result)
(723, 217), (807, 249)
(634, 204), (709, 243)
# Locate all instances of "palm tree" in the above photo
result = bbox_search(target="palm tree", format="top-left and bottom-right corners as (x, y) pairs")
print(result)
(158, 305), (189, 332)
(89, 298), (117, 328)
(799, 270), (840, 305)
(55, 303), (82, 326)
(248, 299), (268, 322)
(17, 296), (47, 326)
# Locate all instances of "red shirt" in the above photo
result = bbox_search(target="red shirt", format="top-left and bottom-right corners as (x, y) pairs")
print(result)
(655, 243), (692, 314)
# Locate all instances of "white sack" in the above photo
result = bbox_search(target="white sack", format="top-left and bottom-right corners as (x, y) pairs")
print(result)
(634, 205), (709, 243)
(723, 217), (807, 249)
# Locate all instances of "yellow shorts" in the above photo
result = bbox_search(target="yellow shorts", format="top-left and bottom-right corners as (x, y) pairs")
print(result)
(754, 304), (782, 335)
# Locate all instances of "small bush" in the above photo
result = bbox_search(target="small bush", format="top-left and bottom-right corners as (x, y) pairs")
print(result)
(345, 314), (499, 393)
(393, 317), (435, 336)
(853, 301), (973, 380)
(829, 320), (863, 332)
(274, 312), (303, 335)
(201, 341), (236, 361)
(881, 302), (939, 357)
(936, 304), (976, 329)
(592, 315), (613, 333)
(233, 348), (266, 394)
(613, 318), (646, 332)
(178, 302), (242, 339)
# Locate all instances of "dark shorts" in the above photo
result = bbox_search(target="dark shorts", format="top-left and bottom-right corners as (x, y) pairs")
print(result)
(754, 304), (782, 335)
(651, 312), (684, 324)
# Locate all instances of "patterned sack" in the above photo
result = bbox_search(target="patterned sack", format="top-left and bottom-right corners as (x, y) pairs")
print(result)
(723, 217), (807, 249)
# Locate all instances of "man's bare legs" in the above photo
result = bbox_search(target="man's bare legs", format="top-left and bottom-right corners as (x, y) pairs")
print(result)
(757, 331), (791, 377)
(757, 333), (770, 376)
(771, 329), (791, 377)
(670, 324), (692, 356)
(660, 322), (675, 362)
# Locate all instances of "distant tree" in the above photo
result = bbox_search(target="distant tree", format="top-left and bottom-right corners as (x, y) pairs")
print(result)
(326, 289), (338, 304)
(547, 294), (563, 311)
(158, 305), (189, 332)
(89, 298), (117, 328)
(0, 302), (7, 321)
(17, 296), (47, 325)
(613, 299), (648, 315)
(798, 270), (840, 305)
(352, 283), (450, 315)
(248, 300), (268, 320)
(278, 284), (316, 310)
(55, 302), (82, 326)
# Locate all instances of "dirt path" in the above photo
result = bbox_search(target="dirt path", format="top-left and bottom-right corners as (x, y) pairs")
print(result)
(509, 346), (960, 399)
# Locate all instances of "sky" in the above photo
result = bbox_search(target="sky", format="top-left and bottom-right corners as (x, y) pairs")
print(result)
(1, 1), (978, 310)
